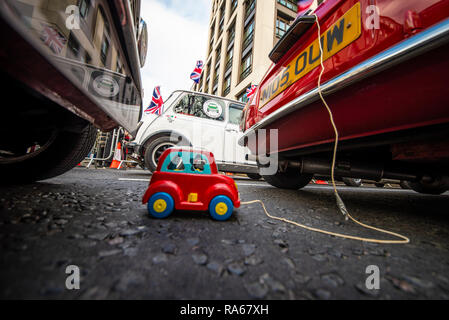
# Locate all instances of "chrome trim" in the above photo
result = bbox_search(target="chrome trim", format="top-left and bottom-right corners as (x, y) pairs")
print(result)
(239, 17), (449, 146)
(116, 0), (143, 91)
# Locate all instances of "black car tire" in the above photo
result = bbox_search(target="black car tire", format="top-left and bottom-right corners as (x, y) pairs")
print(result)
(374, 183), (386, 188)
(144, 135), (188, 172)
(262, 167), (313, 190)
(0, 124), (96, 184)
(342, 177), (362, 187)
(399, 181), (412, 190)
(247, 173), (262, 180)
(409, 178), (448, 195)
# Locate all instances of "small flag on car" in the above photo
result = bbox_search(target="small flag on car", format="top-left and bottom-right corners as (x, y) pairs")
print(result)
(190, 60), (204, 84)
(145, 86), (164, 115)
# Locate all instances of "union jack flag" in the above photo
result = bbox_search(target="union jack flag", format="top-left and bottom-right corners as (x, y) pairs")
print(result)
(190, 60), (204, 84)
(145, 86), (164, 115)
(246, 85), (258, 100)
(297, 0), (319, 17)
(40, 24), (67, 55)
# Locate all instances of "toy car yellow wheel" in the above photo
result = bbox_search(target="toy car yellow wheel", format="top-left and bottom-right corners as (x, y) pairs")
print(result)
(148, 192), (174, 219)
(209, 196), (233, 221)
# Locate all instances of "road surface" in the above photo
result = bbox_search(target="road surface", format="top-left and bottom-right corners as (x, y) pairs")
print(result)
(1, 167), (448, 299)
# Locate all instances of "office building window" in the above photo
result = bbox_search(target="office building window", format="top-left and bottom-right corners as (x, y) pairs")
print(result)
(206, 63), (211, 83)
(245, 0), (256, 20)
(242, 18), (254, 51)
(68, 33), (80, 58)
(223, 75), (231, 96)
(228, 22), (236, 44)
(240, 51), (252, 81)
(236, 90), (249, 103)
(219, 3), (226, 33)
(225, 46), (233, 72)
(79, 0), (90, 19)
(100, 36), (109, 65)
(230, 0), (238, 16)
(198, 76), (203, 91)
(276, 15), (290, 38)
(277, 0), (297, 12)
(215, 44), (222, 68)
(82, 52), (92, 64)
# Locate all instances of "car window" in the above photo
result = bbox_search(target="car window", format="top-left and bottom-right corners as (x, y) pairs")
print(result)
(228, 104), (243, 125)
(167, 155), (185, 171)
(162, 152), (212, 175)
(173, 94), (225, 122)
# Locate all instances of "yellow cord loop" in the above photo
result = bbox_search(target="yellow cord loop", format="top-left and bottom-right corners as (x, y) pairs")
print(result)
(241, 14), (410, 245)
(241, 200), (409, 244)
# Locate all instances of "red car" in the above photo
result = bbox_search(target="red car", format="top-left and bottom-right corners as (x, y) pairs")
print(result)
(142, 148), (240, 221)
(240, 0), (449, 195)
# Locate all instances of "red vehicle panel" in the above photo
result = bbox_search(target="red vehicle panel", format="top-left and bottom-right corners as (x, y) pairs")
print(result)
(242, 0), (449, 149)
(240, 0), (449, 194)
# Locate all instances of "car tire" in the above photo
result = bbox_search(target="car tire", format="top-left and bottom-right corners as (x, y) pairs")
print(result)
(342, 177), (362, 187)
(374, 183), (386, 188)
(144, 135), (186, 172)
(147, 192), (175, 219)
(399, 181), (412, 190)
(408, 178), (448, 195)
(0, 124), (96, 184)
(262, 167), (313, 190)
(209, 195), (234, 221)
(247, 173), (262, 180)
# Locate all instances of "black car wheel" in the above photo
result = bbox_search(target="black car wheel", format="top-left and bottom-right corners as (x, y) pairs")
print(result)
(247, 173), (262, 180)
(144, 135), (188, 172)
(409, 177), (448, 195)
(342, 177), (362, 187)
(262, 167), (313, 190)
(0, 124), (96, 184)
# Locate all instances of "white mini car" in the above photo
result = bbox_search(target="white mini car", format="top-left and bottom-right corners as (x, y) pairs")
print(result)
(132, 90), (259, 178)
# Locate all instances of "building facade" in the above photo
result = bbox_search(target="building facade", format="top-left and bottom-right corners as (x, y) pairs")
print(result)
(194, 0), (298, 103)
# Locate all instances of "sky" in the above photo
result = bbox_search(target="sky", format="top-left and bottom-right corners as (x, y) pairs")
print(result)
(139, 0), (212, 108)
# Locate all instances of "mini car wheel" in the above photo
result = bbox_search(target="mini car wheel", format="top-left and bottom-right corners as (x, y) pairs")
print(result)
(247, 173), (262, 180)
(262, 166), (313, 190)
(148, 192), (175, 219)
(209, 196), (234, 221)
(342, 178), (362, 187)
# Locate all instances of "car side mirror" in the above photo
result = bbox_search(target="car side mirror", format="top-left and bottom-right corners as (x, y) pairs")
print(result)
(137, 19), (148, 68)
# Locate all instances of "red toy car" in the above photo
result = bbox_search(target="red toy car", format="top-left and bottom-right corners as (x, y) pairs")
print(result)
(142, 148), (240, 221)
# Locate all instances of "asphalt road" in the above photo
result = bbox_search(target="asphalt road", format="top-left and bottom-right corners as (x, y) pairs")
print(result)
(1, 167), (449, 300)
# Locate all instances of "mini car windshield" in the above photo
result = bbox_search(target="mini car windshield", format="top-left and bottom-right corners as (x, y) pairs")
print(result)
(162, 152), (212, 175)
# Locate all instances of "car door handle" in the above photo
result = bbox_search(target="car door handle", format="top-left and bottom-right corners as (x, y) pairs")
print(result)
(226, 129), (239, 133)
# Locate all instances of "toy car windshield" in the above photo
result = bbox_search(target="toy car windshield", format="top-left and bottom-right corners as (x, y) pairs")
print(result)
(162, 151), (211, 175)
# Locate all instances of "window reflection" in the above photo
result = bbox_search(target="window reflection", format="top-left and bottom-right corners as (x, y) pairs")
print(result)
(3, 0), (142, 115)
